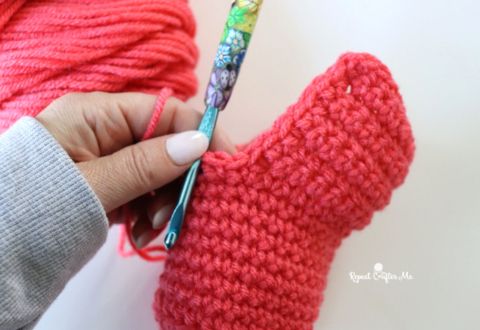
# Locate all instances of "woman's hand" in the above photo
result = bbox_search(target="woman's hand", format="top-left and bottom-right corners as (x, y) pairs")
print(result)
(36, 92), (235, 247)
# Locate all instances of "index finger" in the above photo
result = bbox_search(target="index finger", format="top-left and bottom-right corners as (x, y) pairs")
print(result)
(110, 92), (236, 154)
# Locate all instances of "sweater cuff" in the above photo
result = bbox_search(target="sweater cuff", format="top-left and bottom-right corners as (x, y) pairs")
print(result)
(0, 116), (108, 327)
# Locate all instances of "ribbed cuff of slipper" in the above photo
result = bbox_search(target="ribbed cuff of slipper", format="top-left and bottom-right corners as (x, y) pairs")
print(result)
(0, 117), (108, 329)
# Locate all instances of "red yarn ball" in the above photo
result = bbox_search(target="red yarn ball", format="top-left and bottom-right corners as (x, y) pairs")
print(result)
(0, 0), (198, 133)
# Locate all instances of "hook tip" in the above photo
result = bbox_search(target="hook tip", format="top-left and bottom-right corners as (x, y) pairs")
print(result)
(164, 232), (177, 250)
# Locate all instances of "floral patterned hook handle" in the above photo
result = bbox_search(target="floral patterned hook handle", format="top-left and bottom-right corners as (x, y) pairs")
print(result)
(205, 0), (263, 110)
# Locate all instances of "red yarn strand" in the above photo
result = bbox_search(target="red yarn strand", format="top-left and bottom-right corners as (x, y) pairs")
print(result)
(117, 87), (173, 262)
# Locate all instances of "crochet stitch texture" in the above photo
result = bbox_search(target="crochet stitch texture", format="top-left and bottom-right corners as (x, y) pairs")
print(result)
(154, 53), (415, 330)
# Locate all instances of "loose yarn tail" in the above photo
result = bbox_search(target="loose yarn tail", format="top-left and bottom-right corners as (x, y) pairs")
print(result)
(117, 88), (174, 262)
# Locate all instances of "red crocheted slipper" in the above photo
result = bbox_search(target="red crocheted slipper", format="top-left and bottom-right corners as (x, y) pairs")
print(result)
(154, 52), (415, 330)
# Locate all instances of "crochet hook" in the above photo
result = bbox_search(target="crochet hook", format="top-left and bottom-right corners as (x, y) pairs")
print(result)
(164, 0), (264, 250)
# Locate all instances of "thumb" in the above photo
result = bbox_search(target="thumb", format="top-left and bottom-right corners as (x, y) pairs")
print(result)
(78, 130), (209, 212)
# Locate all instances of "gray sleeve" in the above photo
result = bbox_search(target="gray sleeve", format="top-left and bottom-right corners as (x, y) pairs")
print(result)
(0, 117), (109, 330)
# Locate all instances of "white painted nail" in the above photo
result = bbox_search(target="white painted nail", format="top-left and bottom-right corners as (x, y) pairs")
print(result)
(166, 131), (209, 166)
(152, 204), (175, 229)
(135, 231), (156, 249)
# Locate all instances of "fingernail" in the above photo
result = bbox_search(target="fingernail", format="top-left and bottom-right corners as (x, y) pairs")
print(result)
(135, 231), (156, 249)
(152, 204), (174, 229)
(166, 131), (209, 166)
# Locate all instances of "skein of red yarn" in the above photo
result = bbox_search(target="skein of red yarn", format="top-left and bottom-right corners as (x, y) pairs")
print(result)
(0, 0), (198, 133)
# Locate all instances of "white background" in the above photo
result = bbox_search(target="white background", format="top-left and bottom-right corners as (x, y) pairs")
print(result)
(37, 0), (480, 329)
